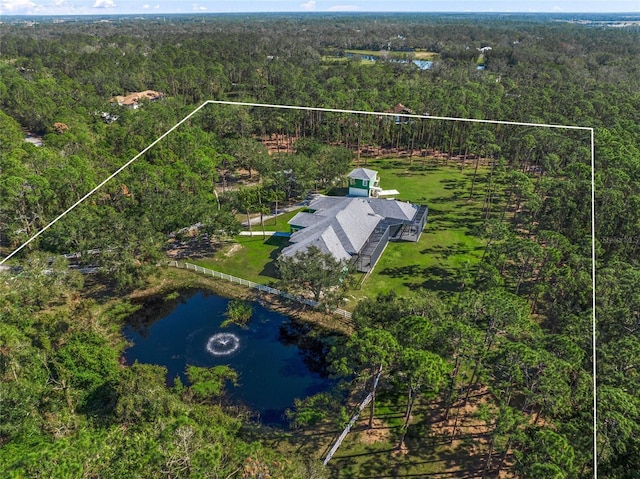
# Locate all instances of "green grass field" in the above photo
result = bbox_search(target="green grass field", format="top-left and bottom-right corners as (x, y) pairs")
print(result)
(344, 49), (437, 60)
(245, 207), (303, 232)
(191, 158), (492, 308)
(348, 159), (489, 306)
(193, 235), (287, 285)
(321, 55), (376, 66)
(322, 49), (436, 66)
(192, 208), (301, 283)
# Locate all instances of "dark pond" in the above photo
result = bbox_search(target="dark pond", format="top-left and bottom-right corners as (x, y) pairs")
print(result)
(123, 291), (334, 425)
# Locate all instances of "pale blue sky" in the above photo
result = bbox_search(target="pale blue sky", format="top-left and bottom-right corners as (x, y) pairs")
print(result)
(0, 0), (638, 15)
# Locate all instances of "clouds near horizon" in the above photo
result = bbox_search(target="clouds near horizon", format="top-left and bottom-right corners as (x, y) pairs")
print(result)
(93, 0), (115, 8)
(0, 0), (638, 15)
(300, 0), (315, 10)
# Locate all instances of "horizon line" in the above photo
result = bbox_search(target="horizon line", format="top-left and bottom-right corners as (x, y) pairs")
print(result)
(2, 11), (639, 16)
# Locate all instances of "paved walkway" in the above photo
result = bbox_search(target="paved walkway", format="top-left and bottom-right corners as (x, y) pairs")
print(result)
(241, 202), (305, 227)
(238, 230), (277, 236)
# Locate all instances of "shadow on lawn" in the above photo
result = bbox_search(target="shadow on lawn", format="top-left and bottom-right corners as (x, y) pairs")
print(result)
(420, 243), (473, 259)
(379, 264), (423, 278)
(378, 265), (461, 293)
(432, 216), (484, 233)
(332, 435), (485, 478)
(407, 164), (444, 172)
(415, 266), (461, 293)
(375, 160), (443, 171)
(332, 438), (483, 479)
(258, 235), (288, 278)
(440, 178), (469, 191)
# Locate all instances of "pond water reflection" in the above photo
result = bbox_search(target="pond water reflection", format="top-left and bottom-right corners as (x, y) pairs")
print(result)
(123, 291), (333, 425)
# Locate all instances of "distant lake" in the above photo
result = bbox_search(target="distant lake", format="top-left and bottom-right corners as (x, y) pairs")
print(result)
(412, 60), (433, 70)
(123, 291), (334, 425)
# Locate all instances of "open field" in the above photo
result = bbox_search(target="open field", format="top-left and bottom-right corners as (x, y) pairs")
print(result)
(321, 55), (376, 66)
(344, 49), (437, 60)
(322, 49), (437, 66)
(348, 159), (490, 305)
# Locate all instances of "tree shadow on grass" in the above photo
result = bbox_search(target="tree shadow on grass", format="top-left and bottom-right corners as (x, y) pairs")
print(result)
(264, 234), (289, 250)
(396, 171), (427, 178)
(378, 264), (424, 279)
(407, 164), (443, 172)
(434, 218), (484, 235)
(334, 447), (399, 460)
(332, 442), (481, 478)
(377, 159), (413, 169)
(259, 236), (288, 278)
(420, 243), (473, 259)
(416, 266), (461, 293)
(427, 195), (459, 204)
(327, 414), (488, 478)
(434, 210), (484, 224)
(440, 178), (469, 191)
(378, 265), (461, 293)
(344, 432), (485, 478)
(353, 471), (478, 478)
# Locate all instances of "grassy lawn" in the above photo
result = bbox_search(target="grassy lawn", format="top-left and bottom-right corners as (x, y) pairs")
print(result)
(344, 49), (437, 60)
(347, 159), (490, 306)
(192, 235), (288, 285)
(322, 50), (436, 66)
(191, 207), (303, 283)
(413, 49), (438, 60)
(321, 54), (377, 66)
(190, 159), (494, 306)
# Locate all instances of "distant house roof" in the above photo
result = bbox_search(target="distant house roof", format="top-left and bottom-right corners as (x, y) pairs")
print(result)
(111, 90), (163, 107)
(281, 195), (419, 262)
(388, 103), (415, 115)
(347, 168), (378, 181)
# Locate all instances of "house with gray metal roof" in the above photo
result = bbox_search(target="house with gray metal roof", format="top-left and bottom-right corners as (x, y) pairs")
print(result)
(282, 194), (428, 273)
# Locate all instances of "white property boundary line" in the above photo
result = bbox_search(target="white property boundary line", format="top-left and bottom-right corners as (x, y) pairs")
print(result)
(0, 100), (598, 478)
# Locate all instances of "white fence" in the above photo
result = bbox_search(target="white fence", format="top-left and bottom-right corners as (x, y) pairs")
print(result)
(168, 261), (352, 320)
(323, 366), (384, 465)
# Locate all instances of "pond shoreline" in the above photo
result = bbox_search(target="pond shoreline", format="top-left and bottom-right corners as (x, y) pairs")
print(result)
(121, 275), (344, 427)
(125, 266), (354, 336)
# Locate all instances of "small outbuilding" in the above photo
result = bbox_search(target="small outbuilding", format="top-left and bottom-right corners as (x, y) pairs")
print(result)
(347, 167), (399, 198)
(347, 167), (379, 197)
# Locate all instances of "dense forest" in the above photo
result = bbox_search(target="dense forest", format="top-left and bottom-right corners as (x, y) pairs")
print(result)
(0, 12), (639, 478)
